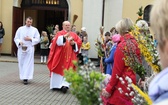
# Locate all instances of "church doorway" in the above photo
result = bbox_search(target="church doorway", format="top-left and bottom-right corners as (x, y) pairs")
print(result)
(32, 9), (67, 55)
(12, 0), (68, 56)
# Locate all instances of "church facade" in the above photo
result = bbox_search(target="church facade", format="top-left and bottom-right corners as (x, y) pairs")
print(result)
(0, 0), (153, 58)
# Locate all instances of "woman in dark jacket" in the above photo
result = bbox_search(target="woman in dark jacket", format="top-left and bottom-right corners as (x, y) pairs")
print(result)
(0, 21), (5, 56)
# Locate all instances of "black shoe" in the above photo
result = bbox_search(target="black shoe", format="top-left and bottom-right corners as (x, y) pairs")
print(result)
(52, 88), (61, 91)
(23, 79), (28, 85)
(61, 86), (68, 93)
(96, 64), (100, 67)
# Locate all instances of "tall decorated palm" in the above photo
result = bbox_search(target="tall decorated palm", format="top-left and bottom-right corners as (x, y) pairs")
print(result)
(136, 6), (143, 23)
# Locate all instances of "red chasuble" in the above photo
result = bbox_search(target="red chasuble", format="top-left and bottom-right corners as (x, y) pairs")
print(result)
(47, 30), (82, 76)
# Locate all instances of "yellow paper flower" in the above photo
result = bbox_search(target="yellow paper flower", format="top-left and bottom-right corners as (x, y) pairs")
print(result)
(130, 25), (161, 73)
(132, 84), (152, 105)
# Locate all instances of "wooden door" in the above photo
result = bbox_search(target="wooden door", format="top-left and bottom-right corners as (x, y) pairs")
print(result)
(12, 7), (23, 56)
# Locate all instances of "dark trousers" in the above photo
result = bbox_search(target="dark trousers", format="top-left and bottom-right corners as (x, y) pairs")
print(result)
(77, 53), (84, 65)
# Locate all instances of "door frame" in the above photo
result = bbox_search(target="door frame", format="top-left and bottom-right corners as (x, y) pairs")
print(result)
(12, 6), (23, 56)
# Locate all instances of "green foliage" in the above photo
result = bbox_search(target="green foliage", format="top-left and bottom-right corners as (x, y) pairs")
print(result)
(134, 62), (146, 78)
(121, 37), (146, 79)
(136, 6), (143, 23)
(64, 60), (105, 105)
(46, 25), (53, 34)
(137, 6), (143, 16)
(131, 25), (161, 73)
(95, 39), (105, 57)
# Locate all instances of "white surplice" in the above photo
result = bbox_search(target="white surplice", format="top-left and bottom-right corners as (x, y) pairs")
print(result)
(50, 35), (78, 89)
(14, 25), (40, 80)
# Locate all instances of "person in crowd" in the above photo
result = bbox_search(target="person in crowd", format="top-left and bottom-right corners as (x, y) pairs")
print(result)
(76, 31), (80, 36)
(40, 31), (49, 63)
(98, 26), (106, 73)
(136, 20), (149, 31)
(104, 32), (112, 57)
(96, 26), (105, 69)
(14, 17), (40, 85)
(110, 27), (118, 36)
(49, 24), (59, 48)
(79, 27), (88, 41)
(50, 24), (59, 40)
(101, 18), (140, 105)
(0, 21), (5, 57)
(148, 0), (168, 104)
(98, 26), (105, 44)
(78, 27), (88, 65)
(104, 34), (121, 75)
(103, 31), (112, 74)
(135, 19), (153, 91)
(47, 21), (82, 93)
(54, 24), (59, 33)
(81, 36), (90, 65)
(154, 37), (158, 48)
(71, 24), (77, 32)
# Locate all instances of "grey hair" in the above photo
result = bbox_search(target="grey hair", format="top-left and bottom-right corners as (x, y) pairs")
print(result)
(115, 18), (133, 35)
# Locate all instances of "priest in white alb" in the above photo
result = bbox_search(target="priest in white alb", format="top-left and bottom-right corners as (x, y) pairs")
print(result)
(14, 17), (40, 85)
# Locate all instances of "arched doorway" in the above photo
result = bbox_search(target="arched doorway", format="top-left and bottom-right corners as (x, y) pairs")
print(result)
(143, 5), (152, 25)
(12, 0), (69, 56)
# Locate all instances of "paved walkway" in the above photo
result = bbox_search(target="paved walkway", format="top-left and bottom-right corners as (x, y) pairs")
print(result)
(0, 55), (79, 105)
(0, 55), (42, 64)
